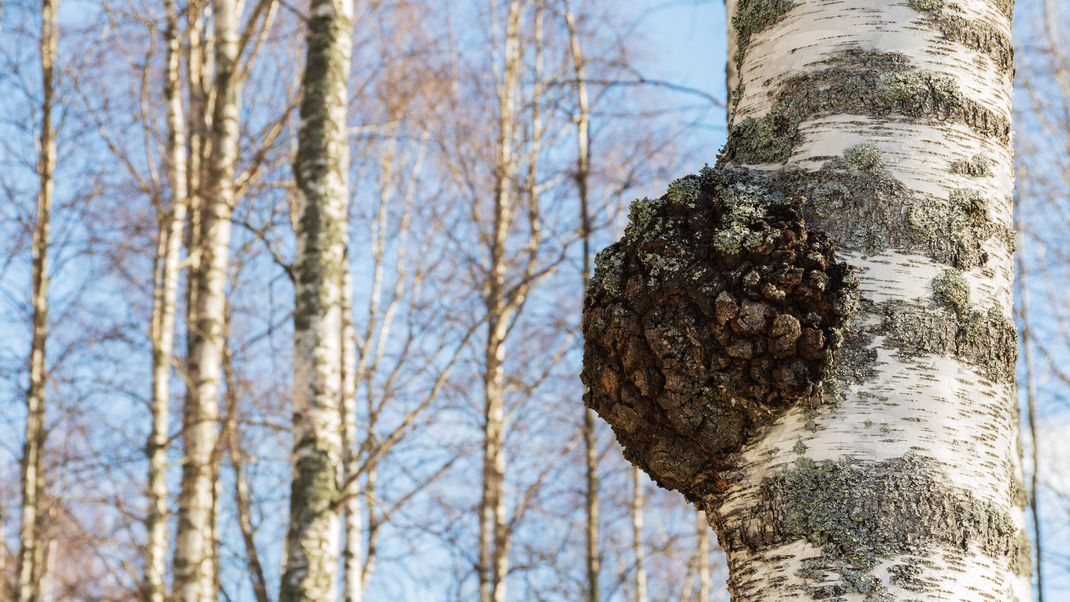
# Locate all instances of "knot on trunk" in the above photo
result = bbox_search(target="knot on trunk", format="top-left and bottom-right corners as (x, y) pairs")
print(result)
(582, 167), (854, 499)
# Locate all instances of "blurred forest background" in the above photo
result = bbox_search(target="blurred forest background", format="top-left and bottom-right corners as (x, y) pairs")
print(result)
(0, 0), (1066, 600)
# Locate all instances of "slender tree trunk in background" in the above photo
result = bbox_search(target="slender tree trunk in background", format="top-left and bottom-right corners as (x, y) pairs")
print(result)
(1, 504), (6, 602)
(564, 5), (600, 601)
(144, 2), (189, 599)
(1016, 209), (1043, 601)
(695, 511), (710, 601)
(341, 269), (363, 602)
(222, 336), (271, 602)
(280, 0), (352, 598)
(585, 1), (1027, 599)
(17, 2), (56, 600)
(479, 3), (521, 602)
(172, 0), (240, 598)
(631, 468), (646, 602)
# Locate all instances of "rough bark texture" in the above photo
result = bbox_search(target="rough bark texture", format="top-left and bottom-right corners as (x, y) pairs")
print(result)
(143, 2), (188, 599)
(17, 2), (56, 600)
(583, 0), (1027, 599)
(172, 1), (240, 599)
(280, 0), (353, 599)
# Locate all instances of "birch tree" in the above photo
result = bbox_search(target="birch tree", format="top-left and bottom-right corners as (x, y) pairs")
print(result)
(143, 1), (188, 599)
(479, 3), (523, 601)
(584, 0), (1029, 599)
(563, 4), (601, 600)
(17, 1), (57, 599)
(172, 0), (241, 598)
(280, 0), (352, 598)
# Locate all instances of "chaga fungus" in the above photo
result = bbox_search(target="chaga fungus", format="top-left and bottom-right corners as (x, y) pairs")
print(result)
(582, 167), (854, 499)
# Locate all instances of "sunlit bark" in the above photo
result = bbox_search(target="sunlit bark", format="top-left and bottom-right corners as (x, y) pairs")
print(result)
(17, 2), (57, 600)
(280, 0), (353, 598)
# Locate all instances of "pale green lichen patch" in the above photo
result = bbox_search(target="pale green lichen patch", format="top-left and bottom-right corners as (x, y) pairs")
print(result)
(715, 456), (1025, 595)
(907, 188), (994, 269)
(908, 0), (944, 11)
(932, 269), (970, 315)
(1011, 475), (1028, 508)
(724, 100), (802, 164)
(1015, 530), (1033, 576)
(732, 0), (795, 69)
(774, 48), (1010, 144)
(951, 153), (993, 177)
(843, 144), (885, 174)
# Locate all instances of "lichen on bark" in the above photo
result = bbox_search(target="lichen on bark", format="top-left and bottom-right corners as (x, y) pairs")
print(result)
(909, 1), (1014, 74)
(582, 167), (855, 498)
(951, 153), (993, 177)
(766, 148), (1001, 268)
(709, 455), (1027, 597)
(762, 48), (1009, 146)
(732, 0), (795, 70)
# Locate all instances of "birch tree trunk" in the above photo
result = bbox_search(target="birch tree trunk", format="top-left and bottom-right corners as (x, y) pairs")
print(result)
(341, 269), (363, 602)
(280, 0), (352, 598)
(563, 5), (601, 601)
(584, 0), (1028, 599)
(630, 467), (647, 602)
(172, 0), (240, 599)
(17, 2), (56, 600)
(479, 3), (522, 602)
(143, 1), (188, 599)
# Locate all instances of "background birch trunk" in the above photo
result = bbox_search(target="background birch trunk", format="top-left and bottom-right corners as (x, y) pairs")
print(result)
(630, 467), (647, 602)
(17, 1), (56, 600)
(564, 4), (601, 600)
(478, 3), (522, 601)
(584, 0), (1028, 599)
(143, 1), (188, 599)
(280, 0), (352, 598)
(341, 269), (363, 602)
(172, 0), (240, 599)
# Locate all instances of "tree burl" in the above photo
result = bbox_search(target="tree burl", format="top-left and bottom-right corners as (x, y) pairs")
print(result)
(582, 167), (855, 500)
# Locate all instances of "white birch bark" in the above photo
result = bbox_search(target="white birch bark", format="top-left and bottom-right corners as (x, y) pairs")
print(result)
(479, 3), (522, 602)
(585, 1), (1027, 600)
(564, 5), (601, 600)
(280, 0), (353, 599)
(341, 268), (363, 602)
(631, 467), (647, 602)
(714, 1), (1024, 598)
(143, 1), (188, 599)
(172, 1), (240, 599)
(17, 2), (56, 599)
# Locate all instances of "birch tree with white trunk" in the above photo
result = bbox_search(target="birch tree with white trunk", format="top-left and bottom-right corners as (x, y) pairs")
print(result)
(280, 0), (352, 599)
(172, 0), (241, 598)
(17, 1), (57, 599)
(583, 0), (1029, 599)
(143, 1), (188, 599)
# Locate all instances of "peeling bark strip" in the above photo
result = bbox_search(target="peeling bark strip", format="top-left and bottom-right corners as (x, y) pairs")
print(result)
(584, 0), (1025, 599)
(280, 1), (353, 600)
